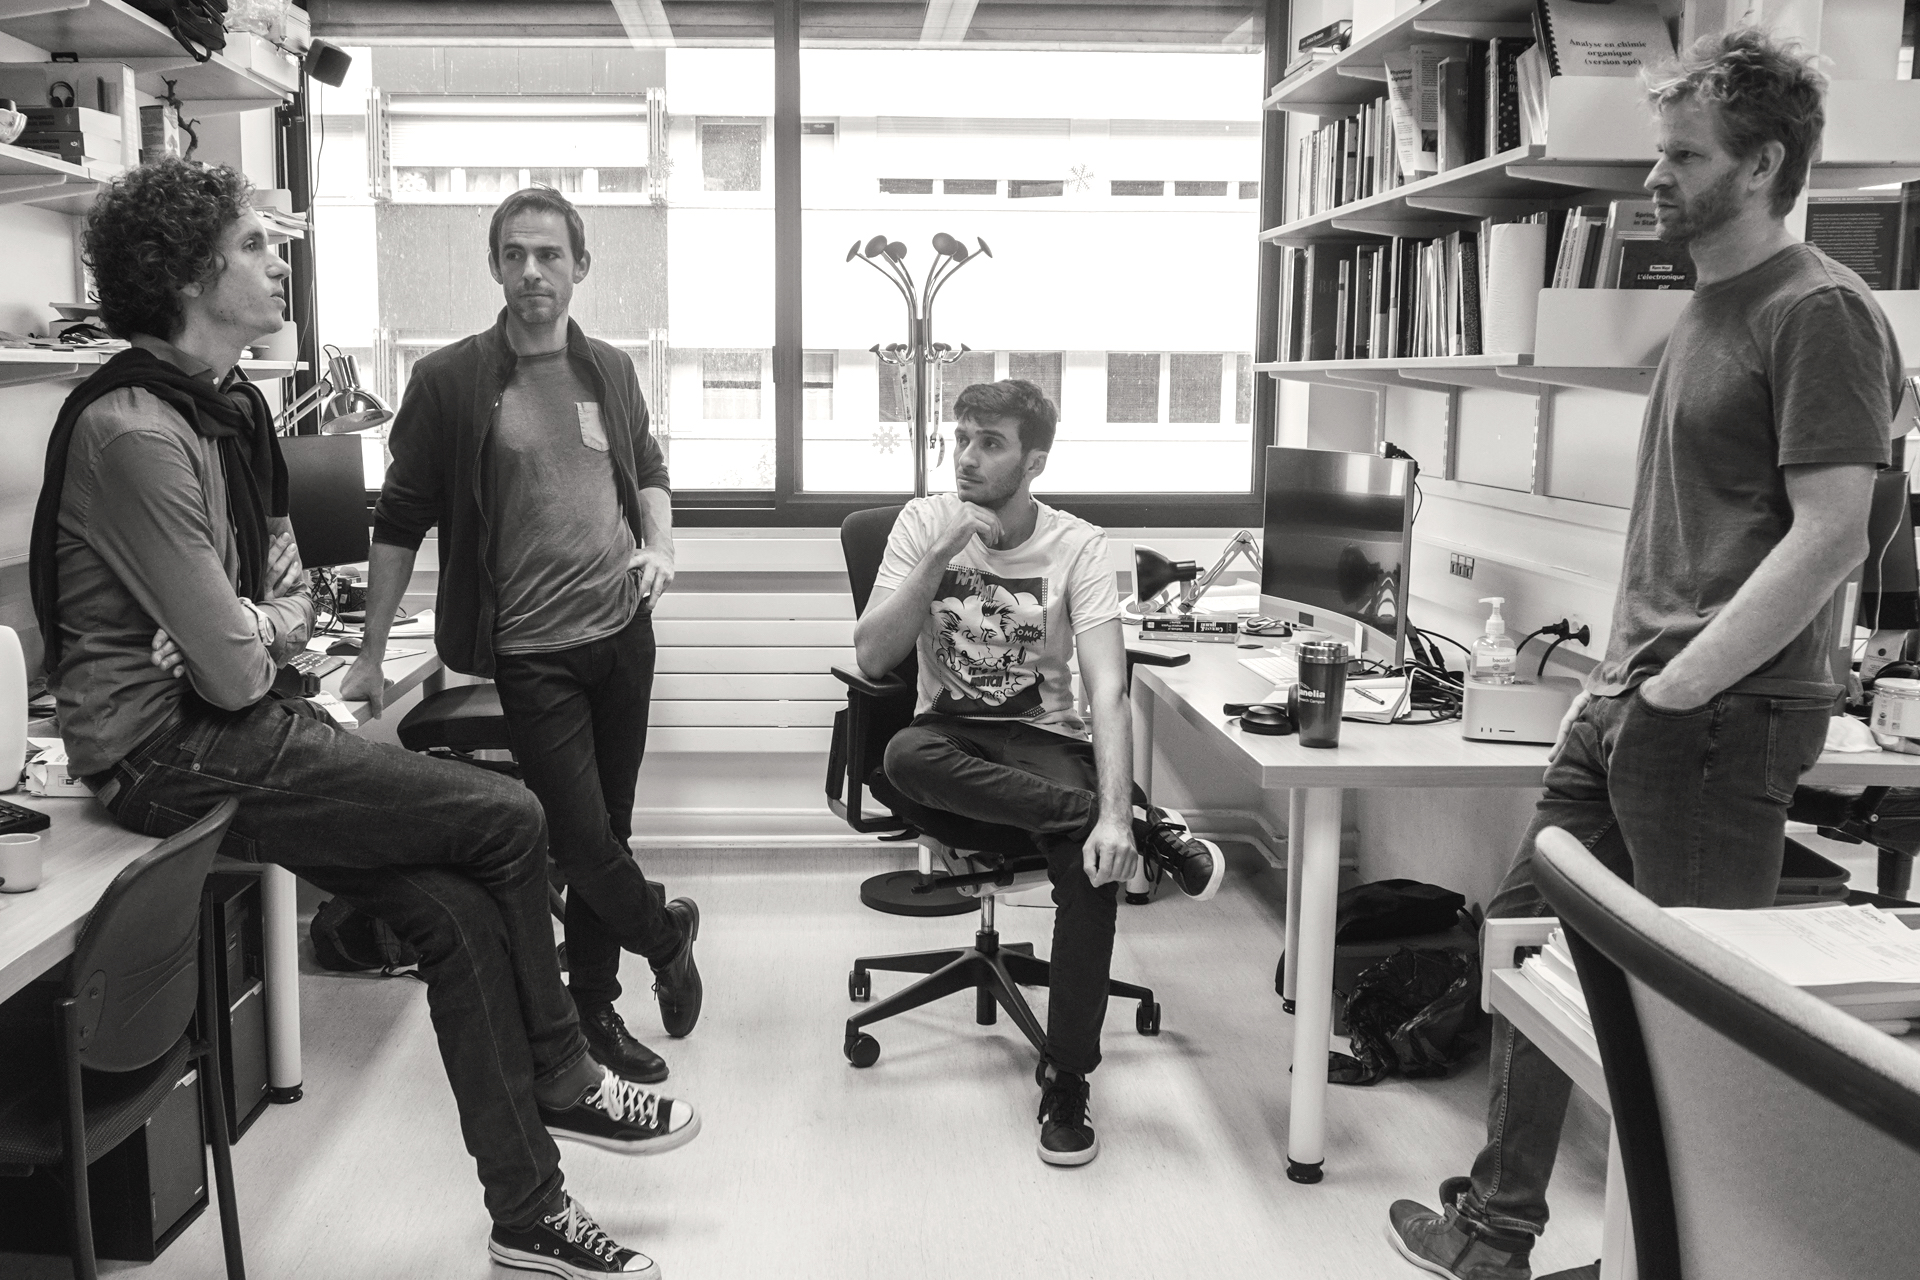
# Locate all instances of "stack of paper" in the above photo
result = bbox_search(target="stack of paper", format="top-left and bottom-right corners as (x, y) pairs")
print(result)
(1520, 928), (1592, 1034)
(1669, 905), (1920, 1022)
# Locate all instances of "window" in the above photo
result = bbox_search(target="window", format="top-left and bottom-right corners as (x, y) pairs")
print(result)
(703, 350), (764, 419)
(594, 167), (647, 194)
(1239, 181), (1260, 200)
(1235, 353), (1253, 425)
(702, 121), (763, 191)
(395, 166), (452, 193)
(939, 351), (997, 422)
(1111, 180), (1164, 196)
(529, 168), (584, 193)
(1170, 354), (1223, 424)
(465, 167), (519, 194)
(804, 351), (835, 420)
(1009, 179), (1064, 199)
(1009, 353), (1063, 415)
(876, 355), (910, 424)
(1175, 180), (1230, 197)
(878, 178), (935, 194)
(943, 178), (997, 195)
(1107, 354), (1161, 424)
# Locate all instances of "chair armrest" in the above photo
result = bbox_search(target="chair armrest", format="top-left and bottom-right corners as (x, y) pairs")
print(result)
(832, 665), (913, 701)
(1125, 645), (1191, 669)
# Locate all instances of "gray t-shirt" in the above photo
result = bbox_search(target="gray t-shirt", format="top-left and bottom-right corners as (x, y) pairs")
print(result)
(1591, 244), (1902, 700)
(487, 348), (639, 654)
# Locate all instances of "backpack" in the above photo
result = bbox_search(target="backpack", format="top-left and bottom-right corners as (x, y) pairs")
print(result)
(309, 897), (420, 975)
(127, 0), (229, 62)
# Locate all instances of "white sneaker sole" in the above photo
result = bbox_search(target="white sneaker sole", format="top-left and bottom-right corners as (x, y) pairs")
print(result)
(1385, 1221), (1463, 1278)
(547, 1108), (702, 1156)
(489, 1239), (662, 1280)
(1037, 1133), (1100, 1167)
(1149, 808), (1226, 902)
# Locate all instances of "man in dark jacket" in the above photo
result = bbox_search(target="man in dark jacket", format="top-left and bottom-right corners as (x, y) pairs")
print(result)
(344, 187), (699, 1086)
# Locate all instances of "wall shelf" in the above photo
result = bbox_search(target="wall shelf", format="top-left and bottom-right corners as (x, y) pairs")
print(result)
(0, 139), (101, 211)
(0, 0), (294, 115)
(0, 349), (306, 387)
(1255, 353), (1536, 391)
(1265, 0), (1537, 116)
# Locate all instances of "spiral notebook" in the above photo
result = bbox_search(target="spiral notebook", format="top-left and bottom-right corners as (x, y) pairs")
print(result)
(1532, 0), (1673, 78)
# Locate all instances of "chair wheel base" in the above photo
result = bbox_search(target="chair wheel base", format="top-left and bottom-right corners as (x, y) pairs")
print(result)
(268, 1084), (303, 1105)
(848, 969), (871, 1001)
(859, 869), (977, 917)
(845, 1033), (880, 1068)
(1286, 1159), (1324, 1184)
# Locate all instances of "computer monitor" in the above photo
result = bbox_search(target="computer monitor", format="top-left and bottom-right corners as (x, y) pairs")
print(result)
(1258, 445), (1416, 668)
(282, 435), (370, 569)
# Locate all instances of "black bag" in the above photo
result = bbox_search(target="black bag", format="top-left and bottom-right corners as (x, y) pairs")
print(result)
(310, 897), (420, 974)
(1329, 946), (1482, 1086)
(1332, 878), (1467, 941)
(127, 0), (229, 61)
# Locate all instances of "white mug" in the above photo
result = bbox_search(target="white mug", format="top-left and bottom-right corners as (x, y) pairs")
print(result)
(0, 832), (42, 893)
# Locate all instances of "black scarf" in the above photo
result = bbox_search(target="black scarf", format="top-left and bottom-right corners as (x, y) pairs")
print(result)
(31, 346), (288, 669)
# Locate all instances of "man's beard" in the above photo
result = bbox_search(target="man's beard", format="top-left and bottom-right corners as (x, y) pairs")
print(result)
(961, 466), (1024, 509)
(1659, 168), (1742, 247)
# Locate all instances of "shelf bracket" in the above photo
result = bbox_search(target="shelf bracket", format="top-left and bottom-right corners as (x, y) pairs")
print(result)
(1502, 366), (1656, 395)
(1400, 367), (1548, 396)
(1329, 215), (1457, 239)
(1504, 161), (1650, 191)
(0, 174), (80, 205)
(1333, 65), (1389, 83)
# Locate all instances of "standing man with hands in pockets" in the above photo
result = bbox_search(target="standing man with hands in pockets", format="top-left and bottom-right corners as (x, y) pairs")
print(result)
(344, 186), (701, 1088)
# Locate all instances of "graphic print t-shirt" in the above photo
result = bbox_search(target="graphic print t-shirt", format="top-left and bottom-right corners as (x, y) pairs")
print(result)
(872, 494), (1123, 740)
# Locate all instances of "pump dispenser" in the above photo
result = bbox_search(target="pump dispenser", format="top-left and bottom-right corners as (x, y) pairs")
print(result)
(1473, 597), (1517, 684)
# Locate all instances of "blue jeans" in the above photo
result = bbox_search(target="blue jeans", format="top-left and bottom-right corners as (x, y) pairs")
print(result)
(1461, 686), (1832, 1236)
(89, 695), (590, 1227)
(493, 608), (685, 1010)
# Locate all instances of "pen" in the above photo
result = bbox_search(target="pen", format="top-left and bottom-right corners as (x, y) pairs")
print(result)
(1353, 686), (1383, 704)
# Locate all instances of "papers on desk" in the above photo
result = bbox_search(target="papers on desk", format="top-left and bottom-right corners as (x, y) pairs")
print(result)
(389, 610), (434, 637)
(1669, 904), (1920, 1022)
(1520, 929), (1592, 1035)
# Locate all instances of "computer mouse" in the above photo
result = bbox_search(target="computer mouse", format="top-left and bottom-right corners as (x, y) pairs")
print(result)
(326, 639), (362, 656)
(1239, 702), (1296, 736)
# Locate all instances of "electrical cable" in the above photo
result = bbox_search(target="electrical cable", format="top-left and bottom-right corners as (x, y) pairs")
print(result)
(1537, 634), (1570, 677)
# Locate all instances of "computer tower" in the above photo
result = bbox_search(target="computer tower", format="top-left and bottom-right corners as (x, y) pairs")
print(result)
(0, 1064), (208, 1262)
(206, 871), (271, 1141)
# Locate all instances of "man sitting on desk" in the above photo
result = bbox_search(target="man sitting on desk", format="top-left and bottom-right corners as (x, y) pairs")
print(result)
(32, 159), (692, 1280)
(1387, 31), (1904, 1280)
(855, 379), (1220, 1168)
(343, 186), (699, 1087)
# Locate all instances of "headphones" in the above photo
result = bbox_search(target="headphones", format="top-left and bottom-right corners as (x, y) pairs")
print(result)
(1224, 687), (1299, 736)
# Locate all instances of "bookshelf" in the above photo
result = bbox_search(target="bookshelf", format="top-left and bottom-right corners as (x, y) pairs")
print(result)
(1266, 0), (1539, 116)
(0, 0), (296, 115)
(0, 139), (102, 213)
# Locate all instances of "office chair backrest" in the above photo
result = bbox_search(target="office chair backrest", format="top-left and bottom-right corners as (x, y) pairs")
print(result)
(65, 798), (239, 1074)
(842, 505), (905, 618)
(1534, 826), (1920, 1280)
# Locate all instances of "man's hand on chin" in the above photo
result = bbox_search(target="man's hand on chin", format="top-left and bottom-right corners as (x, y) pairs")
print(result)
(1082, 815), (1140, 887)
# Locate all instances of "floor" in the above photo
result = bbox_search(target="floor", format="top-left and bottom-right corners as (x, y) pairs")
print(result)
(6, 842), (1621, 1280)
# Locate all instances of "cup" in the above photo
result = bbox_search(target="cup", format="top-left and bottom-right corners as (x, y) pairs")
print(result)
(0, 832), (42, 893)
(1295, 640), (1349, 748)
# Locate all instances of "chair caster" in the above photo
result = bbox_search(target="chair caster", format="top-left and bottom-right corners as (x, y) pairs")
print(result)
(848, 969), (870, 1002)
(845, 1032), (880, 1068)
(1136, 1000), (1161, 1036)
(1124, 891), (1152, 906)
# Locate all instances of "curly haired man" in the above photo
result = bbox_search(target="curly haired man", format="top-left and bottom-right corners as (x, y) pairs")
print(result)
(30, 158), (695, 1279)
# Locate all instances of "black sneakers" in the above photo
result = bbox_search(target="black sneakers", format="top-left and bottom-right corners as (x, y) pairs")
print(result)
(579, 1003), (669, 1084)
(1036, 1068), (1099, 1167)
(1134, 805), (1225, 901)
(652, 898), (702, 1039)
(541, 1069), (701, 1156)
(490, 1194), (659, 1278)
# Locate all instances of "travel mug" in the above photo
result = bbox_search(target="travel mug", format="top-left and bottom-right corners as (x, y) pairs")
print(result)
(1295, 640), (1349, 748)
(0, 832), (42, 892)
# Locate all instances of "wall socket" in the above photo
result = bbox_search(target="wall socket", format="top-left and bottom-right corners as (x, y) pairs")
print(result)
(1449, 553), (1476, 580)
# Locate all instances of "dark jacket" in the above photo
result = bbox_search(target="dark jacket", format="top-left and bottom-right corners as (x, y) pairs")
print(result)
(371, 311), (670, 677)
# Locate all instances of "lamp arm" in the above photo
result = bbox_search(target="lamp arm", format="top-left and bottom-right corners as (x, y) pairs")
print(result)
(1181, 530), (1263, 612)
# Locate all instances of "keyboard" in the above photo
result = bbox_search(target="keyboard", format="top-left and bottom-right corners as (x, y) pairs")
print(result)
(1237, 650), (1299, 687)
(289, 651), (345, 678)
(0, 797), (52, 836)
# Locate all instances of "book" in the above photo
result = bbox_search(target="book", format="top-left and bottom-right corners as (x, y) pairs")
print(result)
(1297, 18), (1352, 54)
(1667, 904), (1920, 1021)
(1532, 0), (1674, 77)
(1617, 238), (1695, 289)
(1575, 219), (1607, 288)
(1303, 244), (1348, 360)
(1487, 36), (1536, 156)
(1598, 198), (1658, 287)
(1436, 55), (1472, 172)
(1282, 247), (1307, 362)
(1805, 192), (1909, 291)
(1520, 929), (1593, 1035)
(1460, 230), (1484, 354)
(1515, 44), (1550, 144)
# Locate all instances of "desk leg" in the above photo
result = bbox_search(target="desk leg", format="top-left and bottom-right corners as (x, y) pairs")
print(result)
(1285, 785), (1342, 1183)
(262, 863), (304, 1103)
(1125, 675), (1158, 903)
(1281, 788), (1306, 1013)
(1599, 1122), (1638, 1280)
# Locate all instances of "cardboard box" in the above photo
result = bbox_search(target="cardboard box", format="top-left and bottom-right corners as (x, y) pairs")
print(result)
(140, 103), (182, 163)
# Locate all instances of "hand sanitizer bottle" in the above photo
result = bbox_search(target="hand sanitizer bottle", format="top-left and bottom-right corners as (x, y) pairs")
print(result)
(1473, 597), (1517, 685)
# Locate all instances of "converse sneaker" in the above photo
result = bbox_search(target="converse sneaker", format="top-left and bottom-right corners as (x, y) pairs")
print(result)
(541, 1069), (701, 1156)
(579, 1003), (669, 1084)
(1386, 1197), (1533, 1280)
(1134, 806), (1225, 901)
(490, 1194), (660, 1278)
(1036, 1069), (1099, 1167)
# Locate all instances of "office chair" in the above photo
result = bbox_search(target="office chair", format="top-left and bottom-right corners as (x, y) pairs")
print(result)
(1534, 825), (1920, 1280)
(1787, 784), (1915, 901)
(0, 799), (247, 1280)
(826, 504), (1189, 1069)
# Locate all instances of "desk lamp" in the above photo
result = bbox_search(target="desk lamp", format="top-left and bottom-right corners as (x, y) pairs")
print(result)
(1134, 530), (1262, 615)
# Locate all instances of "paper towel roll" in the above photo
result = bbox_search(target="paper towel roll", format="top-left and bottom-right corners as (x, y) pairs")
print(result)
(1485, 223), (1549, 355)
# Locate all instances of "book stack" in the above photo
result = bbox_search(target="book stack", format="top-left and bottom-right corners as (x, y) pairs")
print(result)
(1293, 103), (1403, 221)
(15, 105), (123, 173)
(1278, 229), (1488, 362)
(1669, 904), (1920, 1029)
(1520, 928), (1590, 1034)
(1550, 199), (1694, 289)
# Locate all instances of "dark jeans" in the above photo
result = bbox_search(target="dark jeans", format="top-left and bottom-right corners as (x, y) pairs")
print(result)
(882, 715), (1118, 1076)
(89, 695), (589, 1227)
(493, 608), (684, 1011)
(1461, 686), (1832, 1237)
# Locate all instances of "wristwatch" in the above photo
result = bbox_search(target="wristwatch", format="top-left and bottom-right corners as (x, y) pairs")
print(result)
(240, 599), (276, 651)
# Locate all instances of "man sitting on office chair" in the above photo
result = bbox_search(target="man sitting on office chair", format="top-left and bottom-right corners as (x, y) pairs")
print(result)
(32, 158), (693, 1280)
(343, 186), (699, 1088)
(855, 378), (1220, 1167)
(1387, 31), (1903, 1280)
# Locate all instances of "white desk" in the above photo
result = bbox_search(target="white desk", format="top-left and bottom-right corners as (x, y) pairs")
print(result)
(1130, 643), (1920, 1184)
(0, 644), (444, 1104)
